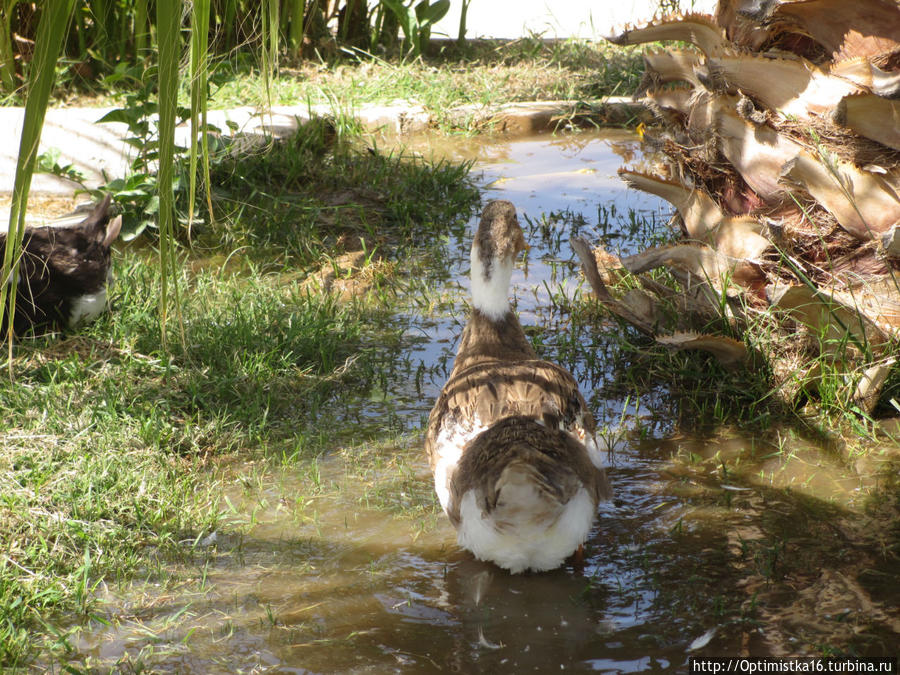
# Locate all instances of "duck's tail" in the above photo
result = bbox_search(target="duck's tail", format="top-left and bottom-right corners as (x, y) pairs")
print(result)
(450, 416), (603, 573)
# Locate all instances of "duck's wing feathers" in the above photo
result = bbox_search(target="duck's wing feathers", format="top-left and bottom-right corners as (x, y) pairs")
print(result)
(425, 358), (599, 469)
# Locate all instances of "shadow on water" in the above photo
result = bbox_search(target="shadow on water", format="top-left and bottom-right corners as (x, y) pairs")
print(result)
(63, 130), (900, 673)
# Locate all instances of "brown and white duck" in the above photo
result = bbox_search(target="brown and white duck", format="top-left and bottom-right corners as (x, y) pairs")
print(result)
(425, 199), (611, 574)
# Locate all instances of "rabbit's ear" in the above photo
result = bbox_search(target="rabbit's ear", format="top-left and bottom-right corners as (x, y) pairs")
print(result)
(103, 215), (123, 248)
(82, 194), (112, 232)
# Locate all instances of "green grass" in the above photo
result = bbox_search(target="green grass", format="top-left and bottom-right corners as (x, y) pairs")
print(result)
(208, 39), (643, 127)
(200, 117), (479, 259)
(0, 255), (369, 665)
(0, 130), (479, 667)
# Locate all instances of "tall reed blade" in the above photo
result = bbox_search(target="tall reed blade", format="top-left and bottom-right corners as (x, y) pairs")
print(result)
(267, 0), (279, 75)
(220, 0), (237, 49)
(134, 0), (150, 58)
(260, 0), (279, 108)
(155, 0), (184, 350)
(0, 0), (20, 93)
(1, 0), (75, 370)
(188, 0), (212, 241)
(286, 0), (305, 55)
(457, 0), (471, 46)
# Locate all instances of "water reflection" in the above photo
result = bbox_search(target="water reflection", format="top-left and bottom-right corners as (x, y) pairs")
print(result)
(64, 130), (899, 673)
(402, 128), (663, 225)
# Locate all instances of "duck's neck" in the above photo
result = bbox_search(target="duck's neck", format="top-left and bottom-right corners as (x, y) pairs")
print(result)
(470, 244), (513, 321)
(452, 307), (536, 374)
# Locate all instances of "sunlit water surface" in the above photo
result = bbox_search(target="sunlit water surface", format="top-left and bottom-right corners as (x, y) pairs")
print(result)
(65, 130), (899, 673)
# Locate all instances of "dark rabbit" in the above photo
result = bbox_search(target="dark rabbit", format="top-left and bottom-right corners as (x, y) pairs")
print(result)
(1, 195), (122, 336)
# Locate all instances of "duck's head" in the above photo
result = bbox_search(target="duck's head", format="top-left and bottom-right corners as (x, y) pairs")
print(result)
(470, 200), (528, 320)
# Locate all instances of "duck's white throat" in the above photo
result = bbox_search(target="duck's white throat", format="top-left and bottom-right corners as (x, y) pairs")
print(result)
(470, 243), (514, 320)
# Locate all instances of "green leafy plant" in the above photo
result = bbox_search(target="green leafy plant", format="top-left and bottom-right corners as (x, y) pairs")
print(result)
(93, 63), (187, 241)
(2, 0), (460, 97)
(93, 56), (224, 243)
(35, 147), (87, 184)
(381, 0), (450, 57)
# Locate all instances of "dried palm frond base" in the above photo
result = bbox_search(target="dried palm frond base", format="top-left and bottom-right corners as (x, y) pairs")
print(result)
(593, 1), (900, 414)
(572, 236), (900, 415)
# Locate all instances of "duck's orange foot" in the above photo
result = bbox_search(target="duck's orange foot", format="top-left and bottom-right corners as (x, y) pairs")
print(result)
(568, 544), (586, 571)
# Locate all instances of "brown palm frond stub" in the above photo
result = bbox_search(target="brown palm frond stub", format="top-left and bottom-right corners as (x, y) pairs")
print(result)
(586, 0), (900, 413)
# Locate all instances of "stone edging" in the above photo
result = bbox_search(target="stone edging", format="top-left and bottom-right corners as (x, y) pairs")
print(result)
(0, 97), (648, 200)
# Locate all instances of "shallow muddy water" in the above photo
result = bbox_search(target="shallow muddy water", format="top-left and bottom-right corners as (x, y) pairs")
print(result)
(64, 130), (899, 673)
